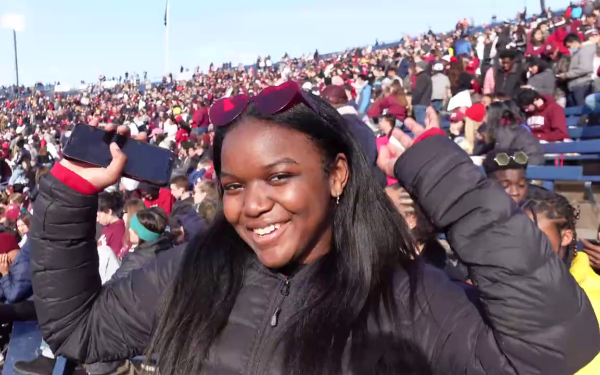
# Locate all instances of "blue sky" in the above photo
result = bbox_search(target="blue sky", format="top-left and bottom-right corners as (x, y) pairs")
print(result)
(0, 0), (569, 86)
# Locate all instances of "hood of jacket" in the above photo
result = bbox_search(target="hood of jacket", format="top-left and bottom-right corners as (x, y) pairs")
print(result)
(135, 236), (174, 257)
(337, 105), (359, 116)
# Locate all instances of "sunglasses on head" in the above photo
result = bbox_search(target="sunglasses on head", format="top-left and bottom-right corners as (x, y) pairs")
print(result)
(208, 81), (319, 127)
(494, 151), (528, 167)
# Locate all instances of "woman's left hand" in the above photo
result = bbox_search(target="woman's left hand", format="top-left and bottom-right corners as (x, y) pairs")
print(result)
(0, 254), (12, 276)
(377, 107), (441, 178)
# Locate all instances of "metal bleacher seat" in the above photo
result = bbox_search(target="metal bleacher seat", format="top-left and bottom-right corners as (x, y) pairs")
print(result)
(527, 165), (600, 199)
(564, 106), (585, 117)
(541, 139), (600, 155)
(568, 126), (600, 140)
(566, 116), (581, 127)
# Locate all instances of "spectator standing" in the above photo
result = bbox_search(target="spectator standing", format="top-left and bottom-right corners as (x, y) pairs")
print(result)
(517, 89), (569, 142)
(454, 32), (473, 56)
(411, 61), (433, 124)
(354, 75), (372, 115)
(367, 81), (409, 124)
(191, 100), (210, 131)
(492, 49), (526, 98)
(431, 63), (451, 112)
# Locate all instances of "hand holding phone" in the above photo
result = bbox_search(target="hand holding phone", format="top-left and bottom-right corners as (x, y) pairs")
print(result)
(61, 124), (175, 189)
(582, 238), (600, 269)
(61, 126), (130, 191)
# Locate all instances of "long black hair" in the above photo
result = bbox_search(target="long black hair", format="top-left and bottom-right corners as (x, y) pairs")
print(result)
(148, 93), (423, 375)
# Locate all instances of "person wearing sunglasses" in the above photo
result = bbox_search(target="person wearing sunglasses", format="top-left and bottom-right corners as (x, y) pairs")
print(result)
(482, 149), (529, 203)
(30, 83), (598, 375)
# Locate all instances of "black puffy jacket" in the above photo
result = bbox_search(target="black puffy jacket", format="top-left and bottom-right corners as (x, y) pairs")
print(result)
(31, 136), (599, 374)
(109, 236), (174, 282)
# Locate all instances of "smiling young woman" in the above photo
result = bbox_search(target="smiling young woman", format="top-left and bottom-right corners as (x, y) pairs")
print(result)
(30, 83), (599, 375)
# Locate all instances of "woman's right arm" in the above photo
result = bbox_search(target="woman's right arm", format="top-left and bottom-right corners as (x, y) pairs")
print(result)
(394, 133), (600, 374)
(366, 97), (387, 119)
(31, 167), (183, 363)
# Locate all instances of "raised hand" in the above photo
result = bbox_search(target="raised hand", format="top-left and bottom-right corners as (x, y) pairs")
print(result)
(377, 140), (405, 178)
(60, 125), (147, 191)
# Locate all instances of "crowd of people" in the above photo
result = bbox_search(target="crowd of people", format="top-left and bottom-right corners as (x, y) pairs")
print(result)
(0, 1), (599, 375)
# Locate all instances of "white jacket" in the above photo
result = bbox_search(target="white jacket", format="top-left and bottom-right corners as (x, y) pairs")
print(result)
(97, 245), (120, 284)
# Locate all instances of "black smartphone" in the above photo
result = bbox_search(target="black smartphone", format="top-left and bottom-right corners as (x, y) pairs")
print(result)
(63, 124), (175, 186)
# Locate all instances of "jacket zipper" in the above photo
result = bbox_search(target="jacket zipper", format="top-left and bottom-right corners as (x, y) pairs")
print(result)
(270, 278), (290, 327)
(251, 277), (291, 374)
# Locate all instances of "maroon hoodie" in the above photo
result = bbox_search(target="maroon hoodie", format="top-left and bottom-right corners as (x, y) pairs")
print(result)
(192, 107), (210, 129)
(525, 95), (569, 142)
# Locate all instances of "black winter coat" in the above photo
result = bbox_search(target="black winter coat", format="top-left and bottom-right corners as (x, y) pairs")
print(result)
(494, 63), (526, 98)
(109, 237), (174, 282)
(411, 72), (432, 106)
(31, 136), (599, 374)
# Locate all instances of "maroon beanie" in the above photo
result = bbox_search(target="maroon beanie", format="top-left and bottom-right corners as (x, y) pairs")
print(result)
(321, 85), (348, 106)
(0, 233), (19, 254)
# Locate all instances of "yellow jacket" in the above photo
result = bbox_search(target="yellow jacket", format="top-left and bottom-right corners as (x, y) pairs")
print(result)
(571, 253), (600, 375)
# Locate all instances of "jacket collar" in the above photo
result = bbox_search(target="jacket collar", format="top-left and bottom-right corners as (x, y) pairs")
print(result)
(337, 105), (358, 116)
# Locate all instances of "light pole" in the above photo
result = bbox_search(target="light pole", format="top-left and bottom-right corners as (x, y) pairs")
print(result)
(13, 29), (19, 93)
(1, 14), (24, 95)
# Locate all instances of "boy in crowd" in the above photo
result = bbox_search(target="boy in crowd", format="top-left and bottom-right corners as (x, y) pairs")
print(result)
(138, 182), (174, 216)
(170, 175), (195, 219)
(483, 149), (529, 204)
(516, 89), (569, 142)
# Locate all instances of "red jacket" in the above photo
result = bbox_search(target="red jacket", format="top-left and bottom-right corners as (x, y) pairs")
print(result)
(175, 128), (189, 145)
(526, 95), (569, 142)
(144, 188), (175, 215)
(367, 95), (407, 121)
(192, 107), (210, 128)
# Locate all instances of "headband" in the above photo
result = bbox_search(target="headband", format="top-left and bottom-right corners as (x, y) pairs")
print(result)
(130, 213), (161, 242)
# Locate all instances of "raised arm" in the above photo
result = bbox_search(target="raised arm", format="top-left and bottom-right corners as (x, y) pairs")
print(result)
(394, 133), (599, 374)
(31, 157), (183, 363)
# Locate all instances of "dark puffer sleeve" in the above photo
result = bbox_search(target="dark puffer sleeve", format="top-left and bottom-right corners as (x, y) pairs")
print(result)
(31, 174), (183, 363)
(394, 135), (600, 374)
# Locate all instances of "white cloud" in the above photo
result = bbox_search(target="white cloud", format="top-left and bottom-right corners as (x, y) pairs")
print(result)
(1, 14), (25, 32)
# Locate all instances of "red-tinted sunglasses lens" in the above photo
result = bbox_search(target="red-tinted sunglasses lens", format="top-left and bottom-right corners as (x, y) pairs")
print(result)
(209, 94), (249, 126)
(254, 81), (300, 115)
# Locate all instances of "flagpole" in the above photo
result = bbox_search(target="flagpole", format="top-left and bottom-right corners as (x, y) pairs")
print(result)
(165, 0), (170, 75)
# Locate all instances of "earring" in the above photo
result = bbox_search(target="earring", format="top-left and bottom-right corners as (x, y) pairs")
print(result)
(336, 194), (340, 205)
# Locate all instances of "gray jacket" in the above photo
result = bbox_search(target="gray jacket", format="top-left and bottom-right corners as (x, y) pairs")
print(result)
(431, 73), (450, 101)
(528, 69), (556, 97)
(565, 41), (596, 90)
